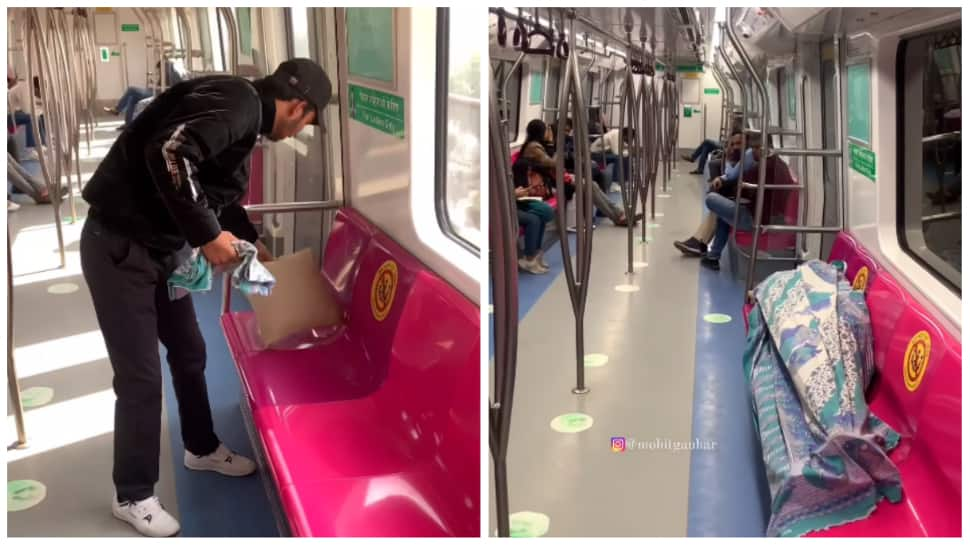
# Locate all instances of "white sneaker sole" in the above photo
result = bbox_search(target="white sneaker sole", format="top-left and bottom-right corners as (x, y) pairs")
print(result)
(111, 504), (180, 537)
(184, 457), (256, 477)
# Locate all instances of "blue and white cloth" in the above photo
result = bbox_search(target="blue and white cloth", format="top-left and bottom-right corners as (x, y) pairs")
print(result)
(168, 240), (275, 300)
(744, 259), (901, 537)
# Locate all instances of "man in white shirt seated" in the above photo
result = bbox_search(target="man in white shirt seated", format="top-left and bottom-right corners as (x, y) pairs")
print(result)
(590, 127), (634, 186)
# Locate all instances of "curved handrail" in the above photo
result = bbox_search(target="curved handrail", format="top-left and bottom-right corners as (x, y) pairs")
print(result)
(553, 11), (593, 395)
(487, 77), (519, 538)
(617, 49), (640, 274)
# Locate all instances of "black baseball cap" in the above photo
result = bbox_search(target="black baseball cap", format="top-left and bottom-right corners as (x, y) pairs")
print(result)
(271, 58), (332, 125)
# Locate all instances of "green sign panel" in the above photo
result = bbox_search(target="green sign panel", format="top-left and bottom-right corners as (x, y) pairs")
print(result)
(347, 8), (395, 84)
(349, 84), (404, 139)
(656, 62), (665, 72)
(683, 106), (692, 118)
(121, 23), (139, 32)
(110, 51), (121, 57)
(99, 47), (109, 63)
(847, 62), (871, 144)
(704, 88), (720, 95)
(677, 64), (704, 73)
(849, 142), (876, 181)
(529, 70), (543, 105)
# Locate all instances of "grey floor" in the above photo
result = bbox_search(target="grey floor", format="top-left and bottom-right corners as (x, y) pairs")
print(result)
(7, 118), (180, 536)
(490, 160), (707, 536)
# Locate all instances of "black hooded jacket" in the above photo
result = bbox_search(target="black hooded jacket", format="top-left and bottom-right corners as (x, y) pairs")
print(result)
(83, 75), (274, 252)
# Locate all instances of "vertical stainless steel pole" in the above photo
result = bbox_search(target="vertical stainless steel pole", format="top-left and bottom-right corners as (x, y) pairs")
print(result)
(8, 228), (28, 449)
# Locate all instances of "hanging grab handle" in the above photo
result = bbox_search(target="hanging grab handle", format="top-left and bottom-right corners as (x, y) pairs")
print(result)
(497, 10), (507, 47)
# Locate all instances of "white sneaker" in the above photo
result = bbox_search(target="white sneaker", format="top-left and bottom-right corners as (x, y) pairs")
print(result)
(8, 201), (20, 212)
(112, 495), (181, 537)
(518, 257), (547, 275)
(536, 251), (550, 271)
(184, 443), (257, 477)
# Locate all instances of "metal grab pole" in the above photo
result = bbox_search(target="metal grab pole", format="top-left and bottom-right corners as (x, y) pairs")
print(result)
(618, 46), (639, 274)
(637, 64), (650, 246)
(8, 228), (28, 449)
(720, 39), (751, 256)
(499, 52), (526, 126)
(554, 10), (592, 395)
(26, 9), (67, 268)
(487, 81), (519, 538)
(725, 9), (770, 294)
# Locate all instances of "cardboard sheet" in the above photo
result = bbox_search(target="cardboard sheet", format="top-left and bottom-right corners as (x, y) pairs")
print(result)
(245, 249), (342, 347)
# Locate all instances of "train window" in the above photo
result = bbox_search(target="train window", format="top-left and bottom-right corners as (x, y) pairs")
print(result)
(236, 8), (253, 57)
(898, 27), (961, 291)
(436, 8), (481, 252)
(195, 8), (214, 71)
(491, 59), (522, 143)
(288, 8), (310, 59)
(544, 61), (561, 122)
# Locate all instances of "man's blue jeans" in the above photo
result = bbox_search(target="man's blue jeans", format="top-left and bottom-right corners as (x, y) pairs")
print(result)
(706, 192), (753, 259)
(116, 86), (153, 124)
(691, 139), (722, 171)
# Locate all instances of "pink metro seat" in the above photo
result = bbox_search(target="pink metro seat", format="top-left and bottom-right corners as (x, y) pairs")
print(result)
(220, 207), (479, 537)
(743, 232), (961, 536)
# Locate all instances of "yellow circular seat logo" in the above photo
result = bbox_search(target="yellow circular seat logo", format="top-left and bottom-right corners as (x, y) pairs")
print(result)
(852, 266), (869, 291)
(370, 260), (398, 322)
(903, 330), (931, 392)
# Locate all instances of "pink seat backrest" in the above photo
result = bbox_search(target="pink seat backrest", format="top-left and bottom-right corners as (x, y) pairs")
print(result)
(828, 232), (880, 292)
(322, 208), (377, 309)
(372, 270), (480, 534)
(346, 231), (423, 371)
(510, 150), (520, 166)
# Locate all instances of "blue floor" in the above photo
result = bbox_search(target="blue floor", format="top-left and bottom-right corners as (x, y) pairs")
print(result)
(160, 287), (278, 537)
(685, 204), (771, 536)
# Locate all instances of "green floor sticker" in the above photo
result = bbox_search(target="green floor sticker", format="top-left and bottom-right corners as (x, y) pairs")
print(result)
(658, 194), (672, 199)
(7, 480), (47, 512)
(614, 284), (640, 293)
(584, 353), (608, 367)
(633, 261), (648, 269)
(47, 282), (79, 295)
(703, 313), (733, 324)
(64, 216), (86, 223)
(20, 386), (54, 408)
(509, 511), (550, 537)
(550, 412), (594, 433)
(648, 223), (661, 228)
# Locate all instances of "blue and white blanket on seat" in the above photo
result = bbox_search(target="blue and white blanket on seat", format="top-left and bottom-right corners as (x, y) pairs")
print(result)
(743, 259), (901, 537)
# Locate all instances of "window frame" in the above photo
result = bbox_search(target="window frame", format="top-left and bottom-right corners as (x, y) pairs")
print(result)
(433, 7), (479, 255)
(895, 28), (961, 293)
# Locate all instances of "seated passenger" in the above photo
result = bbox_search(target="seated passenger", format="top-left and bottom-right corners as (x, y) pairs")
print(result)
(590, 126), (634, 184)
(516, 118), (639, 227)
(104, 59), (188, 127)
(700, 133), (795, 271)
(673, 130), (753, 258)
(7, 69), (46, 152)
(7, 141), (67, 205)
(682, 138), (722, 175)
(514, 162), (555, 275)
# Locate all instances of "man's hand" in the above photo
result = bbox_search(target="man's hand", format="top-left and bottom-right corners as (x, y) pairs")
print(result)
(514, 186), (529, 198)
(201, 231), (240, 266)
(710, 177), (723, 192)
(255, 240), (274, 262)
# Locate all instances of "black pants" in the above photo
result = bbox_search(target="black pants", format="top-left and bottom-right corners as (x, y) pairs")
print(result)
(80, 216), (220, 502)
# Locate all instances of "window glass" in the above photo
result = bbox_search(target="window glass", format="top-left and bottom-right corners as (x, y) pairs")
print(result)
(899, 28), (961, 289)
(438, 8), (481, 251)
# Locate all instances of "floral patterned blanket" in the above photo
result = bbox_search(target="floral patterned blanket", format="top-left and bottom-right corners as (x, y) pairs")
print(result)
(744, 260), (901, 537)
